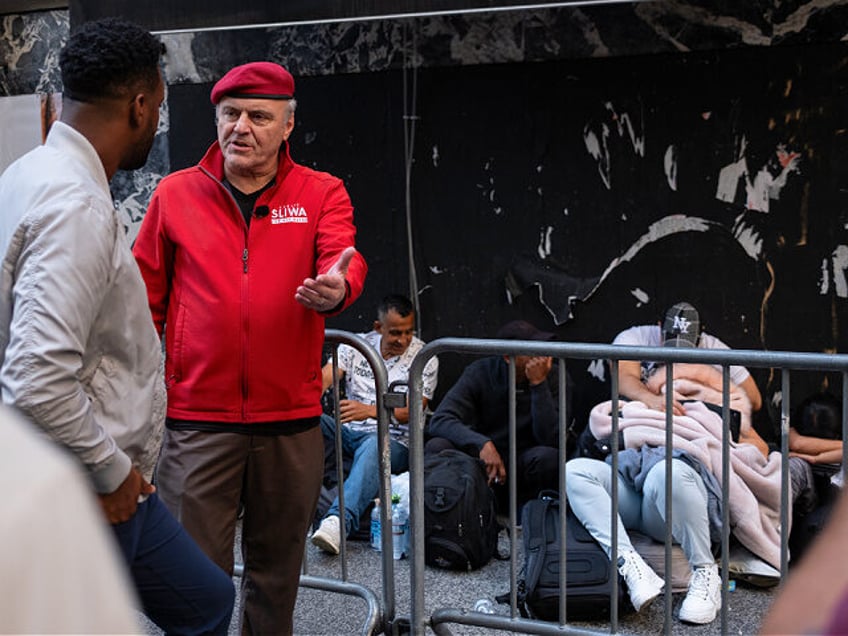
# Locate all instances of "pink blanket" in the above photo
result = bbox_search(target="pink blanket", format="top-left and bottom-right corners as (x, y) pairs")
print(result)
(644, 362), (753, 433)
(589, 398), (785, 569)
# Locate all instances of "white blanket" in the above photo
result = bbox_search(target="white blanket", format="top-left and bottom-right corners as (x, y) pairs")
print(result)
(589, 398), (785, 569)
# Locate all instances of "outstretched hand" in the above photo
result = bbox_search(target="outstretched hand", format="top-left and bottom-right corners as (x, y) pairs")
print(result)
(295, 246), (356, 312)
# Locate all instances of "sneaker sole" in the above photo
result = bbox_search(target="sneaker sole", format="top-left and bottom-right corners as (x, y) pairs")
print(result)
(679, 599), (721, 624)
(631, 586), (664, 613)
(311, 533), (340, 555)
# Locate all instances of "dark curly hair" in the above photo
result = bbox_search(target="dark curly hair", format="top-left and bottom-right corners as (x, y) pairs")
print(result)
(60, 17), (162, 102)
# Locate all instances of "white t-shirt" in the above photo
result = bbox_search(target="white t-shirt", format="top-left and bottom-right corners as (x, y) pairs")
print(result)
(613, 324), (751, 387)
(336, 331), (439, 444)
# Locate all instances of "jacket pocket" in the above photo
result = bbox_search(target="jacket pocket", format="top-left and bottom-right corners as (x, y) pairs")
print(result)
(165, 302), (187, 389)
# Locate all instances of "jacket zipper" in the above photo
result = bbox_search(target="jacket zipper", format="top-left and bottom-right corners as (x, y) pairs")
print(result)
(242, 240), (249, 420)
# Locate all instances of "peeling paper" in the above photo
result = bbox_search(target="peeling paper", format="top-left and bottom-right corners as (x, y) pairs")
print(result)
(583, 215), (717, 301)
(587, 359), (606, 382)
(631, 288), (650, 306)
(584, 102), (646, 190)
(537, 226), (553, 259)
(664, 144), (677, 191)
(716, 136), (801, 212)
(830, 244), (848, 298)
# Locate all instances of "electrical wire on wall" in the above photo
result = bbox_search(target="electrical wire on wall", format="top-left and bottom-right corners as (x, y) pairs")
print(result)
(402, 20), (421, 333)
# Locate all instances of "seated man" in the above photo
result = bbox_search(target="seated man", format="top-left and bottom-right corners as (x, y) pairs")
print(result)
(312, 294), (438, 554)
(425, 319), (568, 510)
(614, 301), (766, 456)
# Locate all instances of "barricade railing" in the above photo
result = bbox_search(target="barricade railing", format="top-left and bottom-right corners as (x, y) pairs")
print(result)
(405, 338), (848, 635)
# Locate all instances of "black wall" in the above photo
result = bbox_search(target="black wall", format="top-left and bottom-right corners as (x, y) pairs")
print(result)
(7, 3), (842, 441)
(168, 39), (848, 438)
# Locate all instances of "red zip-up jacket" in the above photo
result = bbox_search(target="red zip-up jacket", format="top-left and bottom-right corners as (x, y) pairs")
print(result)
(133, 140), (367, 424)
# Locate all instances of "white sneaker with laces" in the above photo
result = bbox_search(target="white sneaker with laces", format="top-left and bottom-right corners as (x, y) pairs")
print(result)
(679, 563), (721, 624)
(617, 550), (665, 612)
(311, 515), (341, 555)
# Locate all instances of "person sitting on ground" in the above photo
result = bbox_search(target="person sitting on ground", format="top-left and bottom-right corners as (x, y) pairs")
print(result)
(613, 301), (767, 456)
(788, 391), (843, 553)
(312, 294), (439, 554)
(566, 301), (769, 626)
(790, 391), (843, 468)
(425, 319), (569, 511)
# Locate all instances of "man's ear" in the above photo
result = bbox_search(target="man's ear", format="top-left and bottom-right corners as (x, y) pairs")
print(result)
(128, 93), (145, 129)
(373, 320), (382, 332)
(281, 112), (295, 140)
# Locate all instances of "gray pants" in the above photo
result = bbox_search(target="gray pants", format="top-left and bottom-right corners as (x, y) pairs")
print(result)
(566, 456), (714, 567)
(789, 455), (818, 517)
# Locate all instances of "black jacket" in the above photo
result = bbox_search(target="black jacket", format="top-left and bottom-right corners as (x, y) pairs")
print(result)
(428, 356), (570, 456)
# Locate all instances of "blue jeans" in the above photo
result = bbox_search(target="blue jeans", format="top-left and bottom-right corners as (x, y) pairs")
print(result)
(320, 413), (409, 535)
(565, 456), (714, 567)
(111, 492), (235, 635)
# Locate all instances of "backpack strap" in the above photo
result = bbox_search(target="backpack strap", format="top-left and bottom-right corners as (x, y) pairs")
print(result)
(522, 496), (554, 602)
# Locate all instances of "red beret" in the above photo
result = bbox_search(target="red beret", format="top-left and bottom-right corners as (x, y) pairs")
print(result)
(210, 62), (295, 105)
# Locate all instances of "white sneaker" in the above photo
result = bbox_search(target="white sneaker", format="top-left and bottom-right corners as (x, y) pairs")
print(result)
(679, 563), (721, 624)
(617, 550), (665, 612)
(311, 515), (341, 555)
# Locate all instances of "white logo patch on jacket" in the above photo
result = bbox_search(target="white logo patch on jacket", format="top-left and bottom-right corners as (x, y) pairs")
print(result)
(271, 204), (308, 224)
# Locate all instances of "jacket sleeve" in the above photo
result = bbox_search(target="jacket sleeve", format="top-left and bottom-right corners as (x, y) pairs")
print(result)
(1, 198), (131, 493)
(428, 364), (491, 452)
(529, 377), (560, 447)
(132, 186), (174, 336)
(314, 178), (367, 315)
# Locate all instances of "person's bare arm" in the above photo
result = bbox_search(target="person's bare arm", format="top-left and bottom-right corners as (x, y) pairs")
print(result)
(789, 428), (843, 454)
(321, 361), (344, 393)
(789, 428), (843, 463)
(739, 375), (762, 412)
(391, 397), (429, 425)
(618, 359), (685, 415)
(739, 426), (769, 459)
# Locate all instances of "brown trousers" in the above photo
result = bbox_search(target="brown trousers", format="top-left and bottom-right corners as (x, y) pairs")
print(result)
(156, 425), (323, 635)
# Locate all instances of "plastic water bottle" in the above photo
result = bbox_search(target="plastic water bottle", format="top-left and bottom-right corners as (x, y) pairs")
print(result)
(370, 499), (381, 552)
(473, 599), (495, 614)
(391, 494), (407, 560)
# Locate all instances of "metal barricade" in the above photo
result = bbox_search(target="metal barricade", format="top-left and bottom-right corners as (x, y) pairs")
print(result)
(404, 338), (848, 635)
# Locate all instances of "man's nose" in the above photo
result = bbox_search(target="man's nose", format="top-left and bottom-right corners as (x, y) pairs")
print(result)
(233, 112), (251, 132)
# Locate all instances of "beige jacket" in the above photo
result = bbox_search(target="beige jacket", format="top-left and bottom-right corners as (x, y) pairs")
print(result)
(0, 121), (165, 493)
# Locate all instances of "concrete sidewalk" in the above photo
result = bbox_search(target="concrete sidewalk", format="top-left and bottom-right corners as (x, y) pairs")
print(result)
(143, 526), (778, 635)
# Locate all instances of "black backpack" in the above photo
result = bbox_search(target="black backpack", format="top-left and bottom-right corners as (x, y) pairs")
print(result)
(423, 449), (500, 570)
(518, 491), (630, 620)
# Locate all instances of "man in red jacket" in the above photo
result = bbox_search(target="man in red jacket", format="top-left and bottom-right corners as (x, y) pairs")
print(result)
(133, 61), (367, 634)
